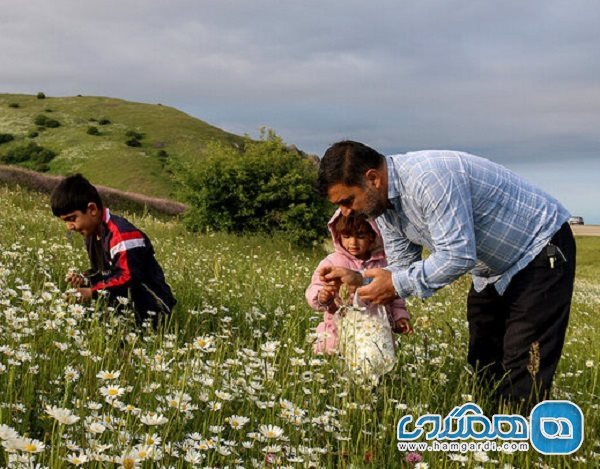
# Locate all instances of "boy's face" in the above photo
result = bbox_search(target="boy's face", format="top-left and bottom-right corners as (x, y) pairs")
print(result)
(340, 232), (374, 260)
(59, 203), (102, 237)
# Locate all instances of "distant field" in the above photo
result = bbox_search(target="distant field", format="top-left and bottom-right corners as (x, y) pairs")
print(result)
(571, 224), (600, 236)
(0, 93), (244, 199)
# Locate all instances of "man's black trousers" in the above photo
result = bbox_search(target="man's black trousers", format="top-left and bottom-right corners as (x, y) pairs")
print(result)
(466, 222), (576, 404)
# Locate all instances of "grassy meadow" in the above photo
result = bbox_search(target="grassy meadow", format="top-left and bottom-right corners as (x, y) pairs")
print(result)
(0, 184), (598, 468)
(0, 93), (243, 198)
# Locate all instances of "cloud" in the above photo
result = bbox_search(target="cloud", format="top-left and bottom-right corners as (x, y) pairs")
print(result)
(1, 0), (599, 220)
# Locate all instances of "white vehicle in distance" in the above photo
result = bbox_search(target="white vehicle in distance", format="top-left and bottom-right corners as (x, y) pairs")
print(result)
(568, 216), (584, 225)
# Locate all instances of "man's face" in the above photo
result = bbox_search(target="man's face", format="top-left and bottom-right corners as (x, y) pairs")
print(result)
(327, 183), (387, 219)
(59, 203), (100, 237)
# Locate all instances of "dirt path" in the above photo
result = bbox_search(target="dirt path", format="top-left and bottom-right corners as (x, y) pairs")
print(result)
(571, 225), (600, 236)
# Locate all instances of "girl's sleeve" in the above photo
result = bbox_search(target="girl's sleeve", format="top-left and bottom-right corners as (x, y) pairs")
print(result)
(388, 296), (410, 323)
(305, 257), (336, 312)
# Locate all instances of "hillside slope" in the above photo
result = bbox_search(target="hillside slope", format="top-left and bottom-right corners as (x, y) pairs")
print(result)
(0, 93), (244, 198)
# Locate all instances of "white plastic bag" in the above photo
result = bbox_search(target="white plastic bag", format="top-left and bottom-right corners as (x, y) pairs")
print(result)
(336, 293), (397, 385)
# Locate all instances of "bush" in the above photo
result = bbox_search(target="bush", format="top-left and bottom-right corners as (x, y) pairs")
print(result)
(37, 92), (46, 99)
(125, 130), (144, 140)
(0, 133), (14, 144)
(87, 126), (100, 136)
(8, 103), (20, 108)
(44, 118), (60, 128)
(34, 114), (48, 126)
(28, 131), (39, 138)
(177, 129), (330, 246)
(125, 138), (141, 147)
(34, 114), (60, 128)
(0, 142), (57, 172)
(99, 118), (111, 125)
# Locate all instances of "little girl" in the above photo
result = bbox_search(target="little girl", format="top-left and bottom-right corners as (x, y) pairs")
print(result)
(306, 209), (412, 354)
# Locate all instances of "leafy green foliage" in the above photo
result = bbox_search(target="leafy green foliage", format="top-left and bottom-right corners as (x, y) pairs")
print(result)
(99, 118), (111, 125)
(1, 142), (57, 172)
(87, 126), (100, 136)
(0, 133), (14, 144)
(125, 138), (142, 147)
(34, 114), (60, 128)
(36, 91), (46, 99)
(8, 102), (19, 108)
(178, 129), (330, 246)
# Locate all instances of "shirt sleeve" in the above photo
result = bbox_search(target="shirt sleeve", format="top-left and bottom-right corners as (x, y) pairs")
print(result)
(375, 215), (422, 271)
(91, 231), (146, 294)
(389, 169), (477, 299)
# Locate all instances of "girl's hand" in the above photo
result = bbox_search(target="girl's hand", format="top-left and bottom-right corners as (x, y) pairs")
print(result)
(392, 318), (413, 335)
(318, 285), (336, 306)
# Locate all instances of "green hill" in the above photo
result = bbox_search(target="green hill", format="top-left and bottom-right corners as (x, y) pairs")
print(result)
(0, 93), (244, 199)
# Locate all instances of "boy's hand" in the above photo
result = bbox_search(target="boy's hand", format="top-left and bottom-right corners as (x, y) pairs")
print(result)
(76, 288), (93, 301)
(357, 268), (397, 305)
(319, 266), (363, 287)
(392, 318), (414, 335)
(66, 271), (86, 288)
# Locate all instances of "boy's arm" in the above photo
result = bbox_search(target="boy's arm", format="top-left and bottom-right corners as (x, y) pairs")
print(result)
(90, 232), (146, 299)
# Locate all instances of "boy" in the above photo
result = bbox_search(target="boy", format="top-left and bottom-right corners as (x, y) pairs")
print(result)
(51, 174), (176, 327)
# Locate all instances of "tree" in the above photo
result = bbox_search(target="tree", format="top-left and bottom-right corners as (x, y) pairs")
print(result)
(177, 129), (330, 246)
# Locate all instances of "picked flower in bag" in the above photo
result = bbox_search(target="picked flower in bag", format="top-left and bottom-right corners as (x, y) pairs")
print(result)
(335, 294), (398, 385)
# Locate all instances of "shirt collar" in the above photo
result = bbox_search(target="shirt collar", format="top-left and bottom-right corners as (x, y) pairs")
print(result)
(385, 155), (400, 199)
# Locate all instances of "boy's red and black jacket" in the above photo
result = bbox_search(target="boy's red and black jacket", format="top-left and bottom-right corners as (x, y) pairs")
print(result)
(84, 208), (176, 317)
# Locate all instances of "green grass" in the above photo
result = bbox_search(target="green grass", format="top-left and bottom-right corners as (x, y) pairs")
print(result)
(0, 184), (598, 468)
(0, 93), (244, 198)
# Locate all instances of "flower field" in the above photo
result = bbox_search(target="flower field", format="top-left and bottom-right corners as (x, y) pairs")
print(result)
(0, 185), (598, 468)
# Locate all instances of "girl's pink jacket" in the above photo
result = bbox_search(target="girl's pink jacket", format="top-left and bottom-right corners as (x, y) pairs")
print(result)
(305, 209), (410, 354)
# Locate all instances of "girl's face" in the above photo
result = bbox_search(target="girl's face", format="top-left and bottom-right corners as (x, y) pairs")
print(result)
(340, 232), (374, 260)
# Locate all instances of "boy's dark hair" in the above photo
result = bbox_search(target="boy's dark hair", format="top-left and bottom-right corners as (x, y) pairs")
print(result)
(317, 140), (385, 197)
(334, 214), (376, 239)
(50, 174), (103, 216)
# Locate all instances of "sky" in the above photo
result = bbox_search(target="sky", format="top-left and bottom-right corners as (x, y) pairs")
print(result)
(1, 0), (599, 223)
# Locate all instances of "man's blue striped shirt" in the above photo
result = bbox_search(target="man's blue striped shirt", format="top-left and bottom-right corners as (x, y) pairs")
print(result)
(375, 150), (570, 298)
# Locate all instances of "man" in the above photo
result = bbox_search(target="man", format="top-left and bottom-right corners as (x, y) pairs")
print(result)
(317, 140), (575, 406)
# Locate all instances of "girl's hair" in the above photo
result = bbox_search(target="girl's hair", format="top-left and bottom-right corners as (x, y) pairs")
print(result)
(334, 214), (376, 238)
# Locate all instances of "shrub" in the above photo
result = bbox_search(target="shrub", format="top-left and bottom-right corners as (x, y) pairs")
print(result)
(0, 142), (57, 172)
(0, 133), (14, 144)
(34, 114), (60, 128)
(37, 92), (46, 99)
(125, 130), (144, 140)
(125, 138), (142, 147)
(177, 129), (330, 246)
(34, 114), (48, 126)
(99, 118), (111, 125)
(8, 103), (20, 108)
(87, 126), (100, 136)
(44, 108), (53, 113)
(28, 131), (39, 138)
(44, 119), (60, 128)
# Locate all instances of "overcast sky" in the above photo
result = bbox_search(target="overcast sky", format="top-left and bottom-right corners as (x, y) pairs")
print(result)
(2, 0), (599, 222)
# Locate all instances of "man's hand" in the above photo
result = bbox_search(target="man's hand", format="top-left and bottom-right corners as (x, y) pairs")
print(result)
(319, 266), (363, 287)
(357, 268), (398, 305)
(392, 318), (414, 335)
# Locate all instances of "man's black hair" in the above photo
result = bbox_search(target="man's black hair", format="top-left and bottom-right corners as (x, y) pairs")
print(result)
(50, 174), (103, 216)
(317, 140), (385, 197)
